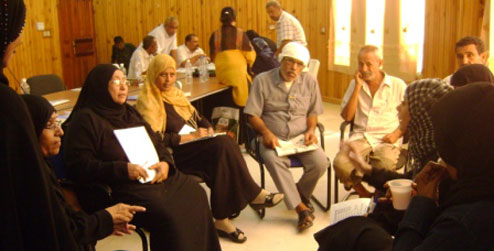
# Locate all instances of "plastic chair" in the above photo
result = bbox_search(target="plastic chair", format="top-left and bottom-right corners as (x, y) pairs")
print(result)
(245, 121), (332, 219)
(27, 74), (66, 95)
(308, 59), (320, 78)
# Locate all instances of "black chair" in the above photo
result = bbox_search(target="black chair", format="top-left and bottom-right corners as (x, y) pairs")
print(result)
(27, 74), (66, 95)
(245, 122), (332, 219)
(50, 151), (149, 251)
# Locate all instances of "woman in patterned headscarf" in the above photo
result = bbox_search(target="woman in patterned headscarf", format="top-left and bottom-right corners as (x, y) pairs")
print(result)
(355, 79), (453, 190)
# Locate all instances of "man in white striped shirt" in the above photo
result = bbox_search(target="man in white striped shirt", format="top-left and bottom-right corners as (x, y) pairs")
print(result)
(266, 0), (307, 55)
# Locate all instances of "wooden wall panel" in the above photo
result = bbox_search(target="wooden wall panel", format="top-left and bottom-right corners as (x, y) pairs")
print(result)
(5, 0), (487, 102)
(6, 0), (63, 91)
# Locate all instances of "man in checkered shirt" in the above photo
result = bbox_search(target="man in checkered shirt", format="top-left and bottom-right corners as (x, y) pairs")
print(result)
(266, 0), (307, 55)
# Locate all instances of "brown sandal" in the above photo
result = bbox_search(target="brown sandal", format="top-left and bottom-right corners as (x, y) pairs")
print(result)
(297, 210), (314, 231)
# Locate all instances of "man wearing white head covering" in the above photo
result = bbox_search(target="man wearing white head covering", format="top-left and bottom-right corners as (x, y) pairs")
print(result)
(244, 42), (328, 231)
(334, 45), (407, 197)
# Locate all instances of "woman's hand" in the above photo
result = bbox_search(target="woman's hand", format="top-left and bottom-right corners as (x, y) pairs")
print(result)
(148, 162), (170, 184)
(105, 203), (146, 236)
(191, 128), (209, 139)
(207, 127), (214, 135)
(414, 161), (447, 201)
(341, 141), (372, 175)
(127, 163), (148, 181)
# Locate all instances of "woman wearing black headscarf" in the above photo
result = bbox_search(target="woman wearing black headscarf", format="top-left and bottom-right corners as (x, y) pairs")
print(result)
(0, 0), (81, 250)
(1, 0), (25, 88)
(21, 94), (145, 251)
(393, 82), (494, 250)
(63, 64), (221, 251)
(450, 64), (494, 88)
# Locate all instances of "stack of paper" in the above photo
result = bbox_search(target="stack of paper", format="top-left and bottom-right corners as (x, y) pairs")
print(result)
(113, 126), (159, 183)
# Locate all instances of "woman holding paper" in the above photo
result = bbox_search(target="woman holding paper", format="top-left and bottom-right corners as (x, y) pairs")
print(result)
(136, 54), (283, 243)
(63, 64), (221, 251)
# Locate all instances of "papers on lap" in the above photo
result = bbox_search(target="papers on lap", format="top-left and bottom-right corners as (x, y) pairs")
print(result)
(329, 198), (375, 226)
(275, 134), (318, 157)
(113, 126), (159, 183)
(178, 124), (226, 145)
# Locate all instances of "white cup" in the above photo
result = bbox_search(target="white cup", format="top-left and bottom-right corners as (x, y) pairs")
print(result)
(388, 179), (413, 210)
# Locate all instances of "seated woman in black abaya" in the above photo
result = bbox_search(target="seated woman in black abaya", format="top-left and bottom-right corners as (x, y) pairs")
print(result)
(21, 94), (145, 250)
(63, 64), (221, 251)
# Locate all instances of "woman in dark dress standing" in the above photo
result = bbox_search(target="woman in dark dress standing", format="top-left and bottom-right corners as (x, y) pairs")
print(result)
(63, 64), (221, 251)
(1, 0), (81, 250)
(136, 54), (283, 243)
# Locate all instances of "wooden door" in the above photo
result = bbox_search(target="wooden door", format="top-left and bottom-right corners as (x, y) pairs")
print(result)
(58, 0), (97, 89)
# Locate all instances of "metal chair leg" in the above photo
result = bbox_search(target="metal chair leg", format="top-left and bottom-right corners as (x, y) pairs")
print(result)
(135, 227), (148, 251)
(310, 161), (332, 211)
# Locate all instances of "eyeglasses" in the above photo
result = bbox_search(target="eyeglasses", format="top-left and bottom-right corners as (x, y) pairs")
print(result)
(110, 79), (130, 87)
(45, 119), (62, 130)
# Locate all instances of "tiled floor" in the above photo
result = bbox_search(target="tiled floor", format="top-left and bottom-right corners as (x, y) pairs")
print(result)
(96, 102), (355, 251)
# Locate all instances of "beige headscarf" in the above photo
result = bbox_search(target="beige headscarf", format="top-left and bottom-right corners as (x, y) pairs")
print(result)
(136, 54), (197, 133)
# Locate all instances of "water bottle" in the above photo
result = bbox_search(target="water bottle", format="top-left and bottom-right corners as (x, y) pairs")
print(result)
(20, 78), (30, 94)
(119, 63), (127, 76)
(185, 59), (193, 85)
(199, 56), (209, 83)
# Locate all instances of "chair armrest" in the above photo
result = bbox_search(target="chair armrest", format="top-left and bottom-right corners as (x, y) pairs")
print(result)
(339, 120), (353, 142)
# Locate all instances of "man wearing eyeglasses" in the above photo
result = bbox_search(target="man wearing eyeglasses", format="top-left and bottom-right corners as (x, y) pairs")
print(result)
(245, 42), (328, 231)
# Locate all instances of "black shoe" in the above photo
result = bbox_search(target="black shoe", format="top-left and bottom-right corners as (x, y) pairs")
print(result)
(217, 228), (247, 243)
(249, 193), (284, 211)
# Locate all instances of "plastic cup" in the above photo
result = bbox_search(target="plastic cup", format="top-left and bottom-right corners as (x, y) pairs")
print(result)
(388, 179), (413, 210)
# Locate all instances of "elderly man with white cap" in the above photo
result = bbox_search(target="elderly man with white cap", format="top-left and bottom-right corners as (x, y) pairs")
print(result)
(334, 45), (407, 198)
(244, 42), (328, 231)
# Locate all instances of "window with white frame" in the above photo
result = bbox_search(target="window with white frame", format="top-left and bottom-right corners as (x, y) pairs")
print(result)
(329, 0), (425, 81)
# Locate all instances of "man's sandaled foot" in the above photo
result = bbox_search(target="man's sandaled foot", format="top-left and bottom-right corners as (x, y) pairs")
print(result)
(297, 210), (314, 231)
(217, 228), (247, 243)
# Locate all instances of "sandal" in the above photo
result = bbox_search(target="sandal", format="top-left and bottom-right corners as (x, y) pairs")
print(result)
(217, 228), (247, 243)
(297, 210), (314, 231)
(249, 193), (284, 211)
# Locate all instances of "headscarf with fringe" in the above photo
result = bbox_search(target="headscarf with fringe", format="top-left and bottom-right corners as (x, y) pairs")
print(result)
(136, 54), (198, 133)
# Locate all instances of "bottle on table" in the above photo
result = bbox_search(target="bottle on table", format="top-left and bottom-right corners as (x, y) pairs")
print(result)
(20, 78), (30, 94)
(119, 63), (127, 76)
(199, 56), (209, 83)
(185, 59), (193, 85)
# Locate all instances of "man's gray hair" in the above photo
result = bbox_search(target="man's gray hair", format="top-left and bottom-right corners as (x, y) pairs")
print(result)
(358, 45), (382, 60)
(164, 16), (179, 26)
(266, 0), (281, 9)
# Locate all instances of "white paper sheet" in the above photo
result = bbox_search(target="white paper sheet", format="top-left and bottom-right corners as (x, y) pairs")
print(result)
(49, 99), (70, 107)
(178, 124), (196, 135)
(329, 198), (373, 226)
(113, 126), (159, 183)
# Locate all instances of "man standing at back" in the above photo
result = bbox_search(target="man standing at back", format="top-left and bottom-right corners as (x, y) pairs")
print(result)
(333, 45), (407, 197)
(266, 0), (307, 55)
(147, 16), (179, 62)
